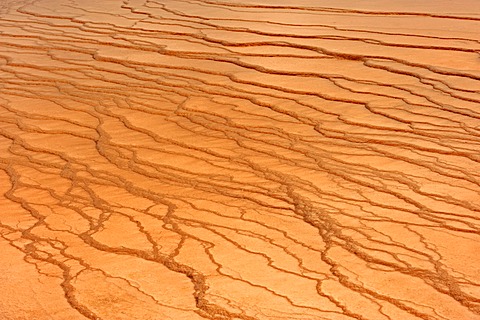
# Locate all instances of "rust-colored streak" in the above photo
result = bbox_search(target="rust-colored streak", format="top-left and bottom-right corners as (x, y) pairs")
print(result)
(0, 0), (479, 319)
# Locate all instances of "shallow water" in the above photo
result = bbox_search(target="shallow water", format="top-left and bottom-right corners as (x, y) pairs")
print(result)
(1, 1), (480, 319)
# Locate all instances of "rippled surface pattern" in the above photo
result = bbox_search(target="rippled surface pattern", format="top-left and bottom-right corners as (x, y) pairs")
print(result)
(1, 1), (480, 319)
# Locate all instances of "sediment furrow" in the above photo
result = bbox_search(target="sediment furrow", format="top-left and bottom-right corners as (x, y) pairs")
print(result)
(0, 0), (479, 319)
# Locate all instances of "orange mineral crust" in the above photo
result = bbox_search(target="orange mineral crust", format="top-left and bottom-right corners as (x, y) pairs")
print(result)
(1, 0), (480, 319)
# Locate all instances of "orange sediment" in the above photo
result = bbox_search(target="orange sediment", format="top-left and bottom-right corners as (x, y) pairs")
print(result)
(0, 0), (480, 319)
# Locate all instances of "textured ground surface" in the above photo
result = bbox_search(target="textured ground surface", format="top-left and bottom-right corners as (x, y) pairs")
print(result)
(1, 1), (480, 319)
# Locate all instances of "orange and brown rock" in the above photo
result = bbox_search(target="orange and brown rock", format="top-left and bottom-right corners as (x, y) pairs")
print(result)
(1, 0), (480, 319)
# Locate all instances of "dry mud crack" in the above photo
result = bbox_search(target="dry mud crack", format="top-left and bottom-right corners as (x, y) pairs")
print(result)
(1, 0), (480, 319)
